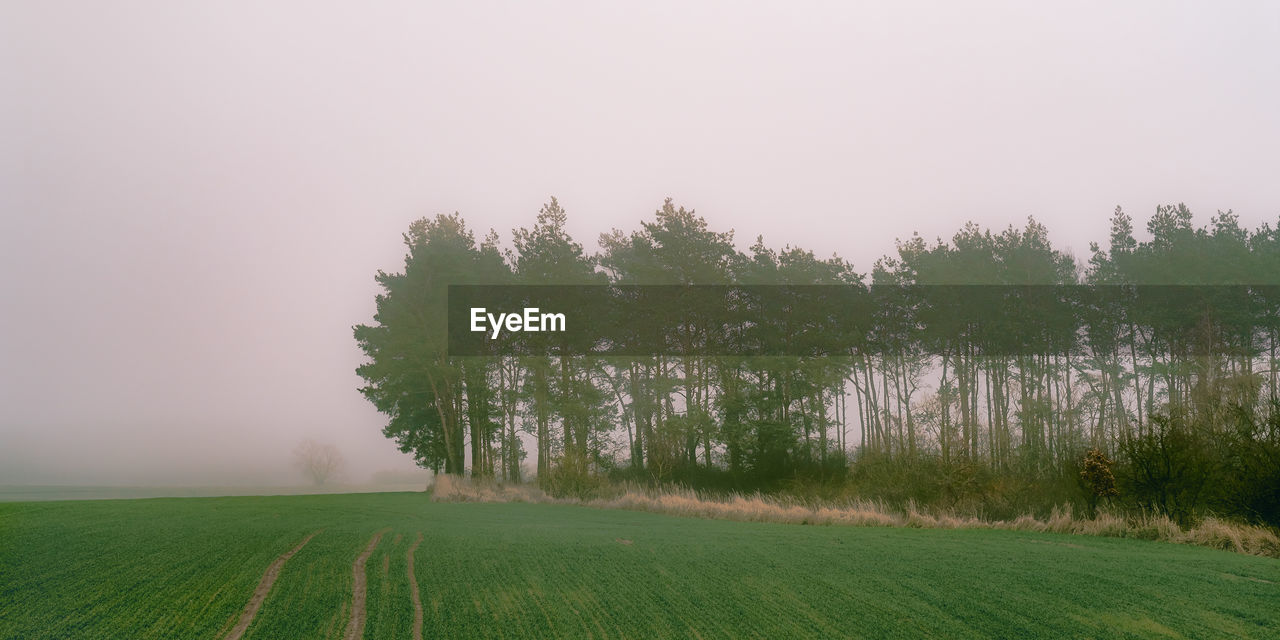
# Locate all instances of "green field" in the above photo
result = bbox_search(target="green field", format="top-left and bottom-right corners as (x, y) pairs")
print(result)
(1, 492), (1277, 639)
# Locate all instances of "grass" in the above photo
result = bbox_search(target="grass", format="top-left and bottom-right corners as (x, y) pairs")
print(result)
(432, 475), (1280, 559)
(1, 492), (1278, 639)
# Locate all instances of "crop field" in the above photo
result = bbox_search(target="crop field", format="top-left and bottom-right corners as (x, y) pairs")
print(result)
(1, 492), (1278, 639)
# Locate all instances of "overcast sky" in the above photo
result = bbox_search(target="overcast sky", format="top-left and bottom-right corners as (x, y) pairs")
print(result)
(2, 1), (1278, 486)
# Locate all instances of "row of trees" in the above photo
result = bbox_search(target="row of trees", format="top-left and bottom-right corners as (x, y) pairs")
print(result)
(354, 200), (1280, 523)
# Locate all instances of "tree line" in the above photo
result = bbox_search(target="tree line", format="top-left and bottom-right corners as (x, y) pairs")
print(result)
(355, 199), (1280, 525)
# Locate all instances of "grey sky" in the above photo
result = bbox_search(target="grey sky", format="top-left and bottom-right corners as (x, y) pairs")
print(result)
(2, 1), (1278, 485)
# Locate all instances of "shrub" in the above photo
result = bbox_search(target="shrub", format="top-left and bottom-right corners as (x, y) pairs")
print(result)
(1117, 412), (1211, 524)
(1078, 448), (1119, 516)
(542, 454), (608, 500)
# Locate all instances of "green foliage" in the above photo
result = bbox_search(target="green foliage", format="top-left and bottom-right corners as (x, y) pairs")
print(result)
(1117, 404), (1280, 527)
(1216, 404), (1280, 525)
(356, 199), (1280, 532)
(355, 214), (510, 475)
(1118, 412), (1214, 523)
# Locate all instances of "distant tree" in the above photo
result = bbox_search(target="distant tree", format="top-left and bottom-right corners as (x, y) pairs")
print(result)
(294, 439), (344, 486)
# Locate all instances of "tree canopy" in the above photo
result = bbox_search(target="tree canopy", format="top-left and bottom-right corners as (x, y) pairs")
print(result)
(355, 200), (1280, 525)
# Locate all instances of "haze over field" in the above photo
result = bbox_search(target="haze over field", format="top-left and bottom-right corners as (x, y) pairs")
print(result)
(3, 1), (1279, 486)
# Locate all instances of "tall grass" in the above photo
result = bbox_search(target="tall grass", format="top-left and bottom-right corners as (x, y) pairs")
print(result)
(429, 475), (1280, 559)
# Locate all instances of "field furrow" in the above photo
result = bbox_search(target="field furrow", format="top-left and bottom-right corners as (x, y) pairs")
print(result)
(364, 528), (416, 640)
(408, 532), (425, 640)
(344, 530), (387, 640)
(224, 530), (321, 640)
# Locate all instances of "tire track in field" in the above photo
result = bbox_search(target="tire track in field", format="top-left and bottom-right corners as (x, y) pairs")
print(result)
(344, 529), (388, 640)
(224, 530), (321, 640)
(407, 532), (425, 640)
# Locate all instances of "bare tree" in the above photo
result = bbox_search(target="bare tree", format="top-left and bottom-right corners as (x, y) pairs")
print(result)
(294, 439), (344, 485)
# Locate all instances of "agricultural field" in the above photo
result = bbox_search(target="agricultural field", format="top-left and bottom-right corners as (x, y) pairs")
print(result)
(1, 492), (1278, 639)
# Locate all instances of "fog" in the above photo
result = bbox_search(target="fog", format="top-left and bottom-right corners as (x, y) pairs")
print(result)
(2, 1), (1278, 487)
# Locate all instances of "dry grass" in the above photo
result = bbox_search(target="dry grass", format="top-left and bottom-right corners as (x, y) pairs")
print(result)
(428, 476), (1280, 559)
(429, 474), (549, 503)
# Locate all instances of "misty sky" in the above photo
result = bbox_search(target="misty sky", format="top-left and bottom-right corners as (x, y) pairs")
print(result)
(2, 1), (1279, 485)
